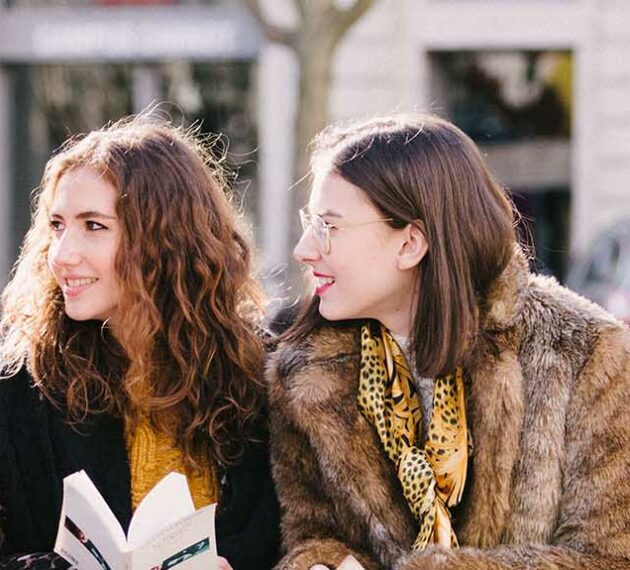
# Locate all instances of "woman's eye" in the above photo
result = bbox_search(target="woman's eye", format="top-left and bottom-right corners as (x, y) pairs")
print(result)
(50, 220), (64, 232)
(86, 221), (106, 231)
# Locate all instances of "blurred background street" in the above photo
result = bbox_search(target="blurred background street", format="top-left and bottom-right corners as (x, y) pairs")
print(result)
(0, 0), (629, 322)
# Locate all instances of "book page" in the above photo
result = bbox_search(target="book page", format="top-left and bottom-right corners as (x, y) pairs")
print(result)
(127, 472), (195, 550)
(130, 504), (217, 570)
(54, 471), (127, 570)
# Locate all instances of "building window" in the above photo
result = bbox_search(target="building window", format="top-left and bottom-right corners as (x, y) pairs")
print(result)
(429, 50), (573, 280)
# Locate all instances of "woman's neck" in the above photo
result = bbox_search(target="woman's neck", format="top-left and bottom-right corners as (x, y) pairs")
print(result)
(379, 294), (417, 337)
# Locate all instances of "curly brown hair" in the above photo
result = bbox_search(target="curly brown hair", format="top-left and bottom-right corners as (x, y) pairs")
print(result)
(0, 117), (265, 466)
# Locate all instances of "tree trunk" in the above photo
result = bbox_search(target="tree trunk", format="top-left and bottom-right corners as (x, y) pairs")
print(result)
(242, 0), (375, 297)
(288, 32), (337, 290)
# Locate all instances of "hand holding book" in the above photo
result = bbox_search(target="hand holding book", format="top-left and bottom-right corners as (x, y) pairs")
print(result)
(54, 470), (218, 570)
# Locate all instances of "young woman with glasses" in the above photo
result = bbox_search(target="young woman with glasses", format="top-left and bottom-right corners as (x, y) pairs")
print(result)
(0, 117), (279, 569)
(267, 113), (630, 570)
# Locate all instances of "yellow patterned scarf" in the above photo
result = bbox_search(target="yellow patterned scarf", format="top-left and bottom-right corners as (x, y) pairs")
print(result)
(357, 322), (470, 549)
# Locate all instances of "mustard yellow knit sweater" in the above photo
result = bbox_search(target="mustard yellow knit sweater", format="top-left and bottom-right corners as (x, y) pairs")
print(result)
(124, 415), (218, 511)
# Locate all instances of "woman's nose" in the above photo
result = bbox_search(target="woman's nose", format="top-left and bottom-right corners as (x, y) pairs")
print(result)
(293, 229), (321, 265)
(49, 232), (82, 268)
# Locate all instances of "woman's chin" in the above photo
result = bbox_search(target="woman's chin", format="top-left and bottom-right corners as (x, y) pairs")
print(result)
(318, 301), (353, 323)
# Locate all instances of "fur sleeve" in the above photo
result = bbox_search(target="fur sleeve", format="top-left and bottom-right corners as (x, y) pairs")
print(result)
(267, 356), (379, 570)
(393, 545), (630, 570)
(394, 325), (630, 570)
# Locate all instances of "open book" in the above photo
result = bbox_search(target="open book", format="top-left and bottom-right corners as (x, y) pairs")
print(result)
(54, 470), (217, 570)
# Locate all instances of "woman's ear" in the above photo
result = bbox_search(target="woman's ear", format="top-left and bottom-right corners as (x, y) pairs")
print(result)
(397, 223), (428, 270)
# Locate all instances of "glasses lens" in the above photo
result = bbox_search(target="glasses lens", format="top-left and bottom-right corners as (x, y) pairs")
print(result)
(311, 215), (330, 253)
(299, 208), (310, 232)
(299, 210), (330, 252)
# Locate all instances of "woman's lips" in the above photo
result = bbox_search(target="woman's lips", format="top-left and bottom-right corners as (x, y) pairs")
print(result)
(314, 274), (335, 296)
(63, 277), (98, 298)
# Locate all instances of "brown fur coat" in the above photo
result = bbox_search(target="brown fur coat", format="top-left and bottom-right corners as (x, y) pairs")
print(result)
(267, 251), (630, 569)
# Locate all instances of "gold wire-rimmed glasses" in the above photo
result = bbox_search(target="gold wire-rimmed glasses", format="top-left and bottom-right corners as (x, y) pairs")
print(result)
(299, 207), (394, 254)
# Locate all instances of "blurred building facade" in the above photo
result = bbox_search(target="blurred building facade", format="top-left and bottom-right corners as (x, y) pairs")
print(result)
(328, 0), (629, 283)
(0, 0), (629, 292)
(0, 0), (266, 289)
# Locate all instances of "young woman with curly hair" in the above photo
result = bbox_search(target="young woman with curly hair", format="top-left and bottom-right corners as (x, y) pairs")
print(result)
(0, 118), (279, 569)
(267, 113), (630, 570)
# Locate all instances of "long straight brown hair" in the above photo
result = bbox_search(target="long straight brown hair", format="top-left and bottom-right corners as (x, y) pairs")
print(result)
(0, 117), (265, 466)
(286, 113), (517, 377)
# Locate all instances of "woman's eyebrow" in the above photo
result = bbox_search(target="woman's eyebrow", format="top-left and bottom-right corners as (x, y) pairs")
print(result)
(75, 211), (117, 220)
(49, 210), (117, 220)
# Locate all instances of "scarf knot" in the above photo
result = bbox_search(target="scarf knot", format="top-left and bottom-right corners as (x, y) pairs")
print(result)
(357, 323), (471, 550)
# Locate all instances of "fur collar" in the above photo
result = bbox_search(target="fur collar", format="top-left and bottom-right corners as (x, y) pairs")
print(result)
(271, 247), (534, 556)
(480, 246), (529, 332)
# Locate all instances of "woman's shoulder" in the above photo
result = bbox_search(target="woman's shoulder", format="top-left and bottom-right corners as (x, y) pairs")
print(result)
(0, 367), (37, 400)
(270, 323), (359, 373)
(523, 272), (622, 331)
(510, 272), (629, 378)
(480, 249), (627, 382)
(0, 367), (43, 425)
(265, 323), (362, 415)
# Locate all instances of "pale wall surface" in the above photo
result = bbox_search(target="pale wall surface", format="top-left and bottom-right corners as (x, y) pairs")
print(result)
(329, 0), (630, 256)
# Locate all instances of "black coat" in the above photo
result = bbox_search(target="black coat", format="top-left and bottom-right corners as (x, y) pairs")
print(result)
(0, 369), (280, 569)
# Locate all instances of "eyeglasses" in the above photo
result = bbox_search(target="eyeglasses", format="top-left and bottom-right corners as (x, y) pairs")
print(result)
(299, 207), (394, 254)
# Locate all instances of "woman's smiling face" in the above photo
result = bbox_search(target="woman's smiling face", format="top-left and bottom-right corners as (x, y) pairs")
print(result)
(47, 166), (121, 324)
(294, 172), (421, 335)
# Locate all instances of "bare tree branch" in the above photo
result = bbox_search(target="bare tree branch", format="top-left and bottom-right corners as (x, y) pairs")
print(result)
(240, 0), (298, 48)
(332, 0), (375, 37)
(290, 0), (307, 24)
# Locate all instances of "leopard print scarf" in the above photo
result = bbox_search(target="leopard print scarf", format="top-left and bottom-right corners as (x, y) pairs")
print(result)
(357, 322), (470, 549)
